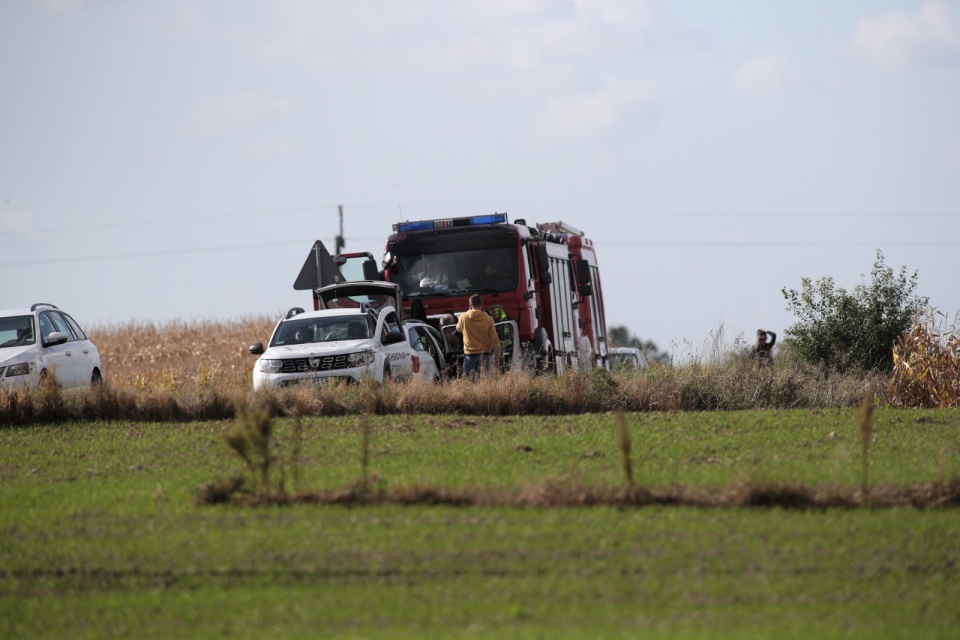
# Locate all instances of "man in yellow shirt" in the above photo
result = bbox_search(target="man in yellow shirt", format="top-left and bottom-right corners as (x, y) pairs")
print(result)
(455, 294), (501, 378)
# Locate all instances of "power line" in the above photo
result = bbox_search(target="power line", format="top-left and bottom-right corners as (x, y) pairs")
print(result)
(0, 204), (345, 237)
(0, 239), (311, 267)
(596, 240), (960, 248)
(2, 237), (957, 269)
(1, 205), (956, 238)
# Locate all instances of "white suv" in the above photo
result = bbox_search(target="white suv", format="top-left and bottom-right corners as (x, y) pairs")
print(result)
(249, 282), (418, 388)
(0, 303), (104, 389)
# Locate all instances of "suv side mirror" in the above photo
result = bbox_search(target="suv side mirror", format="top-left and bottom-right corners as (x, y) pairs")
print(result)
(382, 330), (406, 345)
(248, 342), (264, 355)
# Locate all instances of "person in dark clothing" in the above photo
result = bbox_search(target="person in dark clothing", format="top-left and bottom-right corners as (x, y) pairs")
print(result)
(753, 329), (776, 363)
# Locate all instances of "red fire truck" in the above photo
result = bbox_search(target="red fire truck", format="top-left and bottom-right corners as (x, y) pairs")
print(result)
(381, 213), (608, 373)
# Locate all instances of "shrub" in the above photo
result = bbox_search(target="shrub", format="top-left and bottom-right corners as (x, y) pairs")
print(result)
(782, 250), (926, 372)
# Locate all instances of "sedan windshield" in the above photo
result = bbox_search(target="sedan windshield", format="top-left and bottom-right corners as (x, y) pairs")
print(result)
(0, 316), (35, 348)
(270, 315), (371, 347)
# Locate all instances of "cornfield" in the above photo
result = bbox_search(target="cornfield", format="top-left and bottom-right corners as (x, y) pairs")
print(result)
(88, 316), (276, 392)
(890, 309), (960, 408)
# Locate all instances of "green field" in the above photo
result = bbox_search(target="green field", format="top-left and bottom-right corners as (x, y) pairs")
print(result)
(2, 409), (959, 638)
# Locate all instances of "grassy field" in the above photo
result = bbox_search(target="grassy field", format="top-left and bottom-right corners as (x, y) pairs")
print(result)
(2, 409), (959, 638)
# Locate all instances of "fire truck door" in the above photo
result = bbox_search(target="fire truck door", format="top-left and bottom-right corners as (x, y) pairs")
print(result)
(495, 320), (521, 371)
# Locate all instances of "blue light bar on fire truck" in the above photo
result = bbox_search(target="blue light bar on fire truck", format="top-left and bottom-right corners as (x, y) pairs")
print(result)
(393, 213), (508, 234)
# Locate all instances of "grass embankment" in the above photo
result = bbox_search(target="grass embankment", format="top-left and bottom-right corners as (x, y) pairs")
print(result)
(2, 410), (959, 638)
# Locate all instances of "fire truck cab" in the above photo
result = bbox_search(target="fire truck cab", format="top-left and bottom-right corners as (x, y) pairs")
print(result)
(382, 213), (608, 373)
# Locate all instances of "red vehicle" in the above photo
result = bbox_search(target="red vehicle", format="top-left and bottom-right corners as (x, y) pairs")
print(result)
(381, 213), (608, 373)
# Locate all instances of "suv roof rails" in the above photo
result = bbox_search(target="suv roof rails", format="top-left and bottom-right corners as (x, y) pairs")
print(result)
(285, 307), (305, 319)
(30, 303), (59, 311)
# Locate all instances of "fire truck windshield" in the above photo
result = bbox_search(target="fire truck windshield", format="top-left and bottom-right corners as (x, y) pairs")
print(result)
(390, 243), (519, 298)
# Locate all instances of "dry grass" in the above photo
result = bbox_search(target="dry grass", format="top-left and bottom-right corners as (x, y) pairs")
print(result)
(2, 315), (954, 425)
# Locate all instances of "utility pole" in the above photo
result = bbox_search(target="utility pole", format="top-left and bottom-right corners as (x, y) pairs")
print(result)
(335, 205), (346, 258)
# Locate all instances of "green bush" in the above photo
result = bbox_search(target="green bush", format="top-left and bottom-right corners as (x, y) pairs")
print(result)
(782, 250), (925, 372)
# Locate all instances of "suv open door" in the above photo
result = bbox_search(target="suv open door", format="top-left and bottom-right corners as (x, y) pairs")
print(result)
(314, 281), (403, 317)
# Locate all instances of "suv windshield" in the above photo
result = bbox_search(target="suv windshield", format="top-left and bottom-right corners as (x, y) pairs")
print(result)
(0, 315), (35, 348)
(270, 315), (372, 347)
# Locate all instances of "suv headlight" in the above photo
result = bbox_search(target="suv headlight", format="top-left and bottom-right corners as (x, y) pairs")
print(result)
(259, 359), (283, 373)
(347, 351), (375, 367)
(5, 362), (30, 377)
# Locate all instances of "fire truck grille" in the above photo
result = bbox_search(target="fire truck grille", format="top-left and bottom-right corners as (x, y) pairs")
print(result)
(281, 356), (352, 373)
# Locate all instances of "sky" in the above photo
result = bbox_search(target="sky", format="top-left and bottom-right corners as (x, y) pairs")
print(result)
(1, 0), (958, 359)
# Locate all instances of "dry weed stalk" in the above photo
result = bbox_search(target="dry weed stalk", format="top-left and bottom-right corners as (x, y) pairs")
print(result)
(359, 414), (372, 491)
(616, 413), (634, 487)
(292, 416), (303, 494)
(222, 405), (274, 496)
(857, 391), (874, 501)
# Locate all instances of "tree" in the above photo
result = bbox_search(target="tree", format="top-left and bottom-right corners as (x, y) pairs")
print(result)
(608, 325), (670, 366)
(781, 250), (926, 372)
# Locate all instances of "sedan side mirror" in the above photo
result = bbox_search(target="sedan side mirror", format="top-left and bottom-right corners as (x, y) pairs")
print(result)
(43, 332), (68, 347)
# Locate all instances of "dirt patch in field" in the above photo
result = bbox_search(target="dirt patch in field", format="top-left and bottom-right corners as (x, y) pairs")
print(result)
(198, 477), (960, 510)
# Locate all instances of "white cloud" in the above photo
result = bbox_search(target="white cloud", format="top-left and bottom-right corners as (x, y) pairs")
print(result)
(851, 0), (960, 70)
(592, 150), (620, 171)
(186, 93), (295, 136)
(537, 78), (654, 145)
(732, 55), (791, 96)
(40, 0), (88, 14)
(139, 2), (678, 149)
(570, 0), (656, 30)
(191, 0), (663, 80)
(0, 211), (38, 237)
(170, 1), (668, 145)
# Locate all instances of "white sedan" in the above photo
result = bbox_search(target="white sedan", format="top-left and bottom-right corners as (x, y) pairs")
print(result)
(0, 303), (104, 389)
